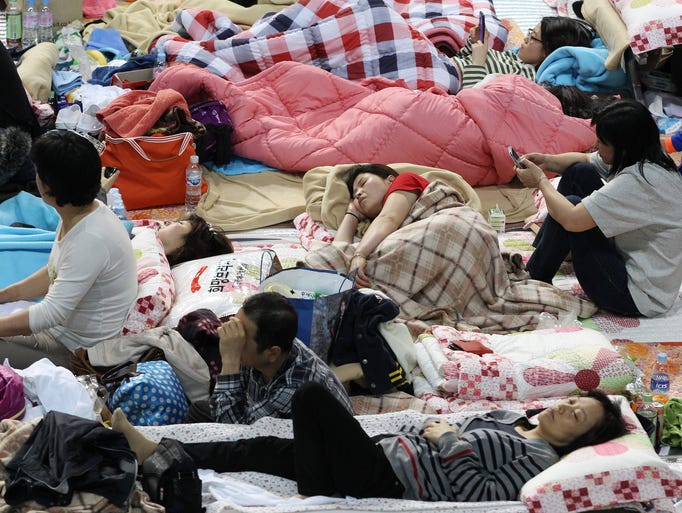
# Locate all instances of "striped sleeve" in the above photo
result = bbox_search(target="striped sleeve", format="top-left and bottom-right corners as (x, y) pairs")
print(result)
(451, 48), (537, 90)
(438, 429), (556, 501)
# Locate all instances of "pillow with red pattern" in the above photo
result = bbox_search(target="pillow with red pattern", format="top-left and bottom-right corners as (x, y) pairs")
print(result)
(122, 227), (175, 334)
(521, 395), (682, 513)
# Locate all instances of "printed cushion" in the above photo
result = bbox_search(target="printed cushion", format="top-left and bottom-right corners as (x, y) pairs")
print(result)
(428, 326), (635, 400)
(520, 395), (682, 513)
(122, 227), (175, 335)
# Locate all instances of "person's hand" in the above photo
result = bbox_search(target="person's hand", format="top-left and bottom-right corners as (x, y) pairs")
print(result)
(349, 254), (371, 289)
(347, 200), (367, 222)
(218, 316), (247, 373)
(515, 158), (548, 189)
(471, 40), (488, 66)
(100, 167), (120, 194)
(522, 152), (550, 170)
(469, 25), (479, 43)
(421, 419), (459, 445)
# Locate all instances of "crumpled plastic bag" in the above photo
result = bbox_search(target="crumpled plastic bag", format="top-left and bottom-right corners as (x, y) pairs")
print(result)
(661, 398), (682, 447)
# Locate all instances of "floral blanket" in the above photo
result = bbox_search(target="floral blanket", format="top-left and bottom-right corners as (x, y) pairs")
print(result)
(304, 181), (596, 333)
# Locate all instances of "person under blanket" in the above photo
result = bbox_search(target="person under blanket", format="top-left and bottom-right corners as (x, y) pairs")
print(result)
(186, 292), (352, 424)
(452, 17), (594, 90)
(334, 165), (429, 288)
(307, 164), (596, 333)
(0, 130), (137, 369)
(516, 99), (682, 317)
(113, 382), (627, 503)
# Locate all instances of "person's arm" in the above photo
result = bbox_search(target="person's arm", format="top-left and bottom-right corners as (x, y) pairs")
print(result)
(0, 266), (50, 304)
(435, 429), (556, 501)
(210, 372), (298, 424)
(333, 202), (366, 245)
(516, 157), (596, 232)
(351, 190), (418, 287)
(523, 152), (591, 175)
(0, 309), (31, 337)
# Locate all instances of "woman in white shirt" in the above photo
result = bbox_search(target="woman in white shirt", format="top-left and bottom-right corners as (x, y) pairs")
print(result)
(0, 130), (137, 368)
(515, 99), (682, 317)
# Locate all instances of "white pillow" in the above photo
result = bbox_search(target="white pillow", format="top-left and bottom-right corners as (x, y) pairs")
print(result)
(122, 227), (175, 334)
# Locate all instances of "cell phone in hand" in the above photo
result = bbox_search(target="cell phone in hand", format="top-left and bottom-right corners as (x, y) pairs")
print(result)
(478, 11), (486, 40)
(508, 146), (526, 169)
(104, 166), (118, 178)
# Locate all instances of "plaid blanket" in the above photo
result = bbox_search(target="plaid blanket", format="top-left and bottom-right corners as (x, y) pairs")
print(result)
(305, 181), (597, 333)
(158, 0), (506, 93)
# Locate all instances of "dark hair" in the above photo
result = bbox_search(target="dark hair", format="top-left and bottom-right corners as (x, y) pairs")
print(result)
(591, 99), (678, 178)
(540, 17), (594, 56)
(556, 389), (628, 456)
(166, 213), (234, 266)
(242, 292), (298, 353)
(346, 163), (399, 198)
(543, 85), (617, 119)
(31, 130), (101, 207)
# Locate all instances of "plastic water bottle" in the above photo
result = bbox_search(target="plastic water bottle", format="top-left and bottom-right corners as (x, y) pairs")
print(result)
(637, 393), (660, 450)
(21, 0), (38, 49)
(152, 47), (167, 78)
(107, 188), (128, 220)
(185, 155), (202, 213)
(6, 1), (23, 49)
(650, 352), (670, 402)
(38, 0), (53, 43)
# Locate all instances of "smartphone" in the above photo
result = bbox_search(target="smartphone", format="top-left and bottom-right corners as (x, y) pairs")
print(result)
(478, 11), (486, 40)
(104, 166), (118, 178)
(508, 146), (526, 169)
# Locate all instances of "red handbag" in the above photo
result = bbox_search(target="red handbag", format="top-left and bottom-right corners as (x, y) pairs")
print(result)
(100, 132), (196, 210)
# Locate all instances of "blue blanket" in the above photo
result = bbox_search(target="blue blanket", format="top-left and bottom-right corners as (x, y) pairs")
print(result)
(0, 192), (60, 230)
(0, 226), (54, 289)
(536, 39), (629, 94)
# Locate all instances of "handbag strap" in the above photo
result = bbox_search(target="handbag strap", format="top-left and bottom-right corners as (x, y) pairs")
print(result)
(105, 133), (194, 160)
(258, 249), (282, 284)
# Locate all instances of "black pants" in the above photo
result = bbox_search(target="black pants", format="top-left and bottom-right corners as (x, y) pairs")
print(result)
(525, 163), (639, 316)
(181, 383), (404, 498)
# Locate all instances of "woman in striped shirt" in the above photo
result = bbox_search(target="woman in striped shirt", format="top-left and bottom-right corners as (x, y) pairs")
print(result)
(114, 381), (627, 503)
(452, 17), (594, 91)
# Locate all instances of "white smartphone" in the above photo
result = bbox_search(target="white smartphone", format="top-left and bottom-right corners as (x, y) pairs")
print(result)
(508, 146), (526, 169)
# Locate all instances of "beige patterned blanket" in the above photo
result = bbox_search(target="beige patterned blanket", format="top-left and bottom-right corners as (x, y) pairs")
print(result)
(305, 181), (596, 333)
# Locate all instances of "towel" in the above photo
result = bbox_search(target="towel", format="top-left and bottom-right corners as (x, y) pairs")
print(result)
(0, 226), (55, 289)
(51, 70), (83, 96)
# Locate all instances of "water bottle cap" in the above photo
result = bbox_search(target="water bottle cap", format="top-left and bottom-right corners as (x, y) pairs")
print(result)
(656, 352), (667, 362)
(27, 0), (35, 6)
(190, 155), (199, 164)
(43, 0), (49, 4)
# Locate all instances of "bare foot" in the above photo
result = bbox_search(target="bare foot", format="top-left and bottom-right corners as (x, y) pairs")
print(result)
(111, 408), (158, 463)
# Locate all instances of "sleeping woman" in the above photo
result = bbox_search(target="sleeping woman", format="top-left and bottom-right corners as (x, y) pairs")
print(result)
(452, 16), (594, 90)
(304, 164), (596, 333)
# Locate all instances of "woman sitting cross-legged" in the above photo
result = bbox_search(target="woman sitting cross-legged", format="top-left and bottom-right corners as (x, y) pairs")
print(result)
(113, 382), (627, 502)
(304, 164), (595, 333)
(516, 99), (682, 317)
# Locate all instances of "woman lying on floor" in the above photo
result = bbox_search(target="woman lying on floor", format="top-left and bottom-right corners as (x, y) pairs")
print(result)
(304, 164), (596, 333)
(113, 382), (627, 502)
(452, 16), (594, 90)
(516, 99), (682, 317)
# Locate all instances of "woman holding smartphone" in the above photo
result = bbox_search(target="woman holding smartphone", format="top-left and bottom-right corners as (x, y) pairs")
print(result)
(514, 99), (682, 317)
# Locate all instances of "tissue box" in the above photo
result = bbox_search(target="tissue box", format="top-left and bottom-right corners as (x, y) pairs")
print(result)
(112, 69), (154, 90)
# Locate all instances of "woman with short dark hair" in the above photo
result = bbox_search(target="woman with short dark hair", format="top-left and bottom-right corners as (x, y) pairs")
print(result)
(0, 130), (137, 368)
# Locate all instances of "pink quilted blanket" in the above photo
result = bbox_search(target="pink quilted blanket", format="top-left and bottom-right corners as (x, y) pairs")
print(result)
(157, 0), (509, 93)
(151, 62), (596, 185)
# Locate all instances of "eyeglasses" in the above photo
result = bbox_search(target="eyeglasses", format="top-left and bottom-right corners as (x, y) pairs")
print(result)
(526, 29), (542, 43)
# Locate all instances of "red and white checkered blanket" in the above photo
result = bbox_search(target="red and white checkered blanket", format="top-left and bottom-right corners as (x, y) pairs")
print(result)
(157, 0), (507, 93)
